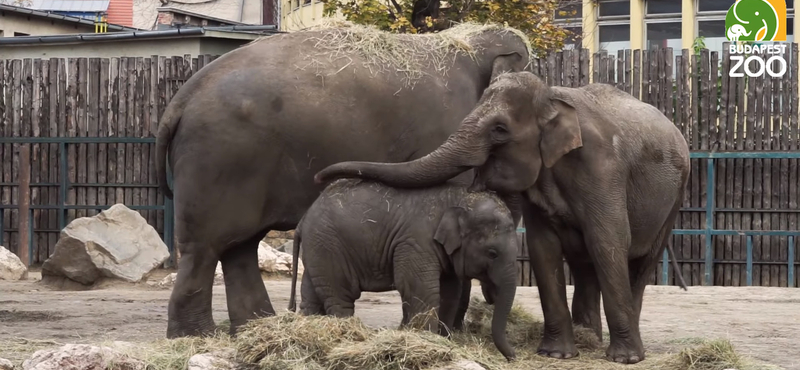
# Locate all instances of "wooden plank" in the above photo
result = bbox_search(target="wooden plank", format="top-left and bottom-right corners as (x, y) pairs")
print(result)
(770, 66), (782, 286)
(77, 57), (88, 219)
(778, 60), (789, 287)
(133, 58), (143, 219)
(41, 59), (54, 262)
(642, 51), (650, 104)
(680, 50), (692, 284)
(753, 65), (765, 285)
(580, 48), (589, 87)
(46, 59), (57, 257)
(117, 57), (128, 206)
(761, 70), (773, 286)
(617, 49), (624, 90)
(98, 58), (109, 211)
(108, 57), (119, 207)
(87, 58), (99, 218)
(743, 55), (756, 285)
(33, 58), (47, 263)
(27, 58), (41, 261)
(125, 58), (135, 207)
(0, 60), (7, 249)
(734, 47), (746, 285)
(156, 56), (166, 235)
(624, 49), (632, 94)
(65, 58), (77, 225)
(143, 58), (153, 230)
(18, 144), (30, 267)
(791, 43), (799, 288)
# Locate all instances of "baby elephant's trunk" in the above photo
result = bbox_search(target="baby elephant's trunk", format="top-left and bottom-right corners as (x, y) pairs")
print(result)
(490, 275), (517, 361)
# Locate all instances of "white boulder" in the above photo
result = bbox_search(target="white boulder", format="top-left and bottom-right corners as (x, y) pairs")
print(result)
(41, 204), (170, 287)
(22, 344), (144, 370)
(187, 353), (237, 370)
(159, 263), (224, 287)
(0, 245), (28, 280)
(258, 241), (302, 276)
(434, 360), (487, 370)
(0, 358), (14, 370)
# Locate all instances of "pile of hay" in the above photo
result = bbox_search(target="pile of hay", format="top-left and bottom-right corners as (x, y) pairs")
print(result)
(16, 298), (780, 370)
(294, 19), (533, 87)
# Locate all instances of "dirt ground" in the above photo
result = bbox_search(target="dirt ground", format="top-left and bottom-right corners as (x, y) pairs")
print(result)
(1, 269), (799, 369)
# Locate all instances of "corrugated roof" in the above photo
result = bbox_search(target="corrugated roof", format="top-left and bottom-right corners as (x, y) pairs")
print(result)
(30, 0), (109, 12)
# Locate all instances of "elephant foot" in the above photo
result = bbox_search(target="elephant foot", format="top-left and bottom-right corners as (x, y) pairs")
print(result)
(605, 340), (645, 364)
(536, 335), (578, 360)
(166, 318), (217, 339)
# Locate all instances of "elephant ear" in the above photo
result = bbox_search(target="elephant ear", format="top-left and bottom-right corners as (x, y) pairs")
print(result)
(434, 206), (466, 256)
(490, 52), (524, 82)
(540, 88), (583, 168)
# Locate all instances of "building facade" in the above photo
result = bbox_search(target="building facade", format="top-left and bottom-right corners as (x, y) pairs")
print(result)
(556, 0), (795, 56)
(281, 0), (797, 56)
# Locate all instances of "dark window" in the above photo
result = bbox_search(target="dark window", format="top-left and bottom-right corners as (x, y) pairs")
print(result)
(599, 0), (630, 17)
(789, 17), (794, 35)
(14, 32), (30, 36)
(697, 0), (734, 12)
(599, 24), (630, 43)
(647, 0), (681, 14)
(698, 20), (727, 38)
(555, 1), (582, 19)
(788, 0), (794, 10)
(646, 22), (682, 49)
(564, 26), (583, 46)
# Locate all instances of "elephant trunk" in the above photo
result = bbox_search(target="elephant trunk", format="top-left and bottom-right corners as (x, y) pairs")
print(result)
(490, 273), (517, 361)
(315, 119), (490, 187)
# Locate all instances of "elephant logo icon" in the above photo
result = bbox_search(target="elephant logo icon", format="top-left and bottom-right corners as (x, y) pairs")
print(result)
(725, 0), (787, 42)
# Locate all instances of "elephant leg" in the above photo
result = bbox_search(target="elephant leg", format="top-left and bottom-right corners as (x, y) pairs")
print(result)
(166, 243), (219, 338)
(629, 202), (683, 341)
(524, 206), (576, 359)
(324, 297), (356, 318)
(569, 260), (603, 342)
(437, 274), (463, 336)
(581, 203), (643, 364)
(394, 244), (441, 333)
(452, 279), (472, 331)
(299, 271), (325, 315)
(220, 231), (275, 335)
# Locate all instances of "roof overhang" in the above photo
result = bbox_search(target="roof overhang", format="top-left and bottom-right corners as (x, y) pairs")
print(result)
(0, 3), (139, 32)
(0, 25), (282, 46)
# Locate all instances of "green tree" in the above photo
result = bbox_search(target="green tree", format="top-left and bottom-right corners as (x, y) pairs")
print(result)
(322, 0), (576, 54)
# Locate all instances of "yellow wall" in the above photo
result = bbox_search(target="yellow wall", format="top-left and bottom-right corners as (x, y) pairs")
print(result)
(0, 11), (99, 37)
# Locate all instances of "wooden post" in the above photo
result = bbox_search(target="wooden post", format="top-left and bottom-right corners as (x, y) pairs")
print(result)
(18, 143), (31, 267)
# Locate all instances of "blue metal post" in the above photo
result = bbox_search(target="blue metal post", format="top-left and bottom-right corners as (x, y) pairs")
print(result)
(661, 248), (668, 285)
(746, 235), (753, 286)
(704, 158), (715, 286)
(789, 235), (795, 288)
(59, 142), (68, 230)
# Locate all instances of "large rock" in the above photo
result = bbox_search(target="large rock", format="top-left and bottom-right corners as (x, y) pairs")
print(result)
(0, 358), (14, 370)
(22, 344), (144, 370)
(0, 245), (28, 280)
(258, 241), (302, 276)
(41, 204), (170, 288)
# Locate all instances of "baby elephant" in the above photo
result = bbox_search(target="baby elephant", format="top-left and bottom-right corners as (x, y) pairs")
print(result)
(287, 178), (519, 360)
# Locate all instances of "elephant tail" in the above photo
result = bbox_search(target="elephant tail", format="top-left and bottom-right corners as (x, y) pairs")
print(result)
(155, 90), (191, 200)
(288, 224), (303, 312)
(667, 239), (688, 291)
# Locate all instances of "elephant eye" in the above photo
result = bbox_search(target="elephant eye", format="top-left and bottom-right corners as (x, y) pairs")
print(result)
(490, 123), (510, 142)
(487, 249), (499, 259)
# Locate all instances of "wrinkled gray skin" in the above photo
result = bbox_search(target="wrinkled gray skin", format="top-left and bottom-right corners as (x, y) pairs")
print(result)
(286, 179), (519, 360)
(155, 27), (531, 339)
(314, 72), (691, 364)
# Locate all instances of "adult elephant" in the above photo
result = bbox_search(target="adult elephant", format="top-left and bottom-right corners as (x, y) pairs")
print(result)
(155, 23), (532, 339)
(314, 71), (691, 364)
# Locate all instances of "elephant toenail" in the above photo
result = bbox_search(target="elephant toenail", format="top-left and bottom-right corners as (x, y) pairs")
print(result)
(630, 356), (640, 363)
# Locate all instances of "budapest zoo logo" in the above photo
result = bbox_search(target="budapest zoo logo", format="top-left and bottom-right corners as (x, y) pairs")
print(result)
(725, 0), (788, 78)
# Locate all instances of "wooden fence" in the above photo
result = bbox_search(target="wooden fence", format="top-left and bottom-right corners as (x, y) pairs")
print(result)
(1, 44), (798, 287)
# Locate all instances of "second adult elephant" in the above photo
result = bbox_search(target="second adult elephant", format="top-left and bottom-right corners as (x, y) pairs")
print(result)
(155, 23), (531, 338)
(315, 72), (691, 364)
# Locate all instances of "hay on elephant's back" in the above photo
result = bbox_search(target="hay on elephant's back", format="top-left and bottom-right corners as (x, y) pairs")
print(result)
(301, 20), (533, 87)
